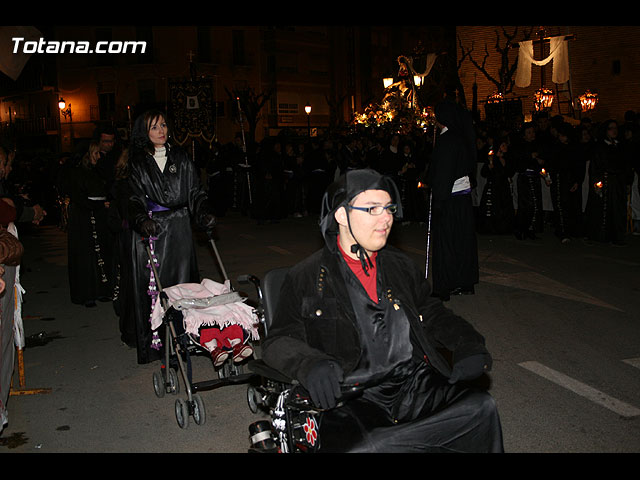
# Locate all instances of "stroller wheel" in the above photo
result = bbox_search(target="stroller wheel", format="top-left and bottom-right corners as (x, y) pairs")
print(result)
(152, 371), (165, 398)
(192, 394), (206, 426)
(175, 398), (189, 429)
(168, 368), (180, 395)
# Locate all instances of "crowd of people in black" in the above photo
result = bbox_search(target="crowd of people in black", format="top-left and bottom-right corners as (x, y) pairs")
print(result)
(199, 109), (640, 246)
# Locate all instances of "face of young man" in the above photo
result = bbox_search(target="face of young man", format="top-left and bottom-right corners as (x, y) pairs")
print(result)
(335, 189), (394, 258)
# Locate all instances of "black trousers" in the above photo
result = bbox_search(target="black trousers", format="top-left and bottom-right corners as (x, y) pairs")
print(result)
(317, 362), (504, 453)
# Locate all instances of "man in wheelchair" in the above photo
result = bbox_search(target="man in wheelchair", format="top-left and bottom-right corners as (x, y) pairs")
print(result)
(260, 168), (504, 453)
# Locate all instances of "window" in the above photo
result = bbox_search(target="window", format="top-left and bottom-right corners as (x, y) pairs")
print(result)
(278, 103), (298, 114)
(98, 92), (115, 121)
(197, 27), (211, 63)
(232, 30), (245, 66)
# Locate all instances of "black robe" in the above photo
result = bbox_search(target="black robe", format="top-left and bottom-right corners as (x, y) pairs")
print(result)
(67, 164), (113, 305)
(585, 138), (633, 243)
(513, 138), (544, 236)
(127, 145), (209, 364)
(547, 140), (583, 239)
(107, 175), (136, 347)
(427, 103), (479, 298)
(477, 154), (515, 234)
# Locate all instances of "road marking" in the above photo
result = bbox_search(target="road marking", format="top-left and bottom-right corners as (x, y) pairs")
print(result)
(480, 269), (622, 311)
(405, 246), (620, 311)
(622, 357), (640, 370)
(268, 246), (292, 255)
(518, 361), (640, 418)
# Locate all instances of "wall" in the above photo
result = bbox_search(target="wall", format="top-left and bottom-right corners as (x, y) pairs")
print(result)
(457, 25), (640, 127)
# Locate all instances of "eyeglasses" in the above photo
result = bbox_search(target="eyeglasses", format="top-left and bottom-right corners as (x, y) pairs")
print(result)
(349, 204), (398, 215)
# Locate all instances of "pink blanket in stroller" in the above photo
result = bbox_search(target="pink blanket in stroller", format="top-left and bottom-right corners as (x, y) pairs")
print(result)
(150, 279), (259, 340)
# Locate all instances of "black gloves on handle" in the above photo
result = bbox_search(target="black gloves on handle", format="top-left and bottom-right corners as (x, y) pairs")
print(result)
(140, 218), (160, 237)
(449, 353), (492, 384)
(301, 360), (344, 409)
(198, 212), (217, 230)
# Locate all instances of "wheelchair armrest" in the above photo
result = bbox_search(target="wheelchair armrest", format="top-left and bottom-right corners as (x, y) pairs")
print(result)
(249, 358), (366, 411)
(248, 359), (299, 385)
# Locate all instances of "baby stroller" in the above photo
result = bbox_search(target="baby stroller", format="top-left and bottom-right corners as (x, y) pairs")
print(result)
(147, 234), (259, 429)
(240, 268), (362, 452)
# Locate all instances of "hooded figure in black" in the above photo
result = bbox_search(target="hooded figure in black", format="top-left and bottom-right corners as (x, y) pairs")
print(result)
(427, 98), (479, 301)
(126, 110), (215, 364)
(262, 168), (503, 453)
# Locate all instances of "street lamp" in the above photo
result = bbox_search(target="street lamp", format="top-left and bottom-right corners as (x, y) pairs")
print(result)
(305, 103), (311, 137)
(58, 97), (72, 121)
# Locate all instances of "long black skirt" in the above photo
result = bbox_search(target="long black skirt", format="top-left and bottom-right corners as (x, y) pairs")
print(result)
(430, 194), (479, 297)
(67, 203), (113, 305)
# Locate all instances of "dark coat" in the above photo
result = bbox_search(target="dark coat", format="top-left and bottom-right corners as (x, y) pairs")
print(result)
(127, 144), (209, 363)
(262, 239), (490, 384)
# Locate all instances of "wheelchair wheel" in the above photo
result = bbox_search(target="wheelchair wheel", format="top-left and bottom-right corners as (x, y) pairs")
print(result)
(192, 394), (206, 426)
(152, 371), (165, 398)
(247, 385), (260, 414)
(175, 398), (189, 429)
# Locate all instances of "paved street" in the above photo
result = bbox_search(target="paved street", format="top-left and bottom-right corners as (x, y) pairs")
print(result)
(1, 211), (639, 453)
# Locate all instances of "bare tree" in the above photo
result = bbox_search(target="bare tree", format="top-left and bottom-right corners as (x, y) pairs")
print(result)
(458, 26), (535, 96)
(324, 91), (349, 132)
(226, 86), (272, 144)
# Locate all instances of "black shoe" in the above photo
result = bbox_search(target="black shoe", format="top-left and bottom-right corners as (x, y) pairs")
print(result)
(432, 291), (450, 302)
(84, 301), (97, 308)
(450, 287), (475, 296)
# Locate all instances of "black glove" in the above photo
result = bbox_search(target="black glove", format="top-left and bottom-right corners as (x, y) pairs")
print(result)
(139, 218), (160, 237)
(301, 360), (344, 409)
(198, 213), (216, 230)
(449, 353), (492, 384)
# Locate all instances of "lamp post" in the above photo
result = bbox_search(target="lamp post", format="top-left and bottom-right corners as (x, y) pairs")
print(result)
(305, 103), (311, 137)
(58, 97), (72, 121)
(58, 97), (73, 151)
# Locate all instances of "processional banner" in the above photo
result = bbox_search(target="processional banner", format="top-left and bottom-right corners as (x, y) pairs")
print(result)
(168, 79), (216, 145)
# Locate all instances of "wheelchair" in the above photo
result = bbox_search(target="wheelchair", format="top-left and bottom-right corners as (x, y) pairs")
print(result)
(239, 267), (362, 453)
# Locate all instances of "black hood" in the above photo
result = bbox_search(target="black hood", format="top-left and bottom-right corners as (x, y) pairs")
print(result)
(319, 168), (403, 255)
(434, 97), (462, 133)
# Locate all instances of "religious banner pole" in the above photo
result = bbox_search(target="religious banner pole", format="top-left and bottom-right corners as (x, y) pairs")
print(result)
(236, 97), (253, 206)
(425, 124), (437, 280)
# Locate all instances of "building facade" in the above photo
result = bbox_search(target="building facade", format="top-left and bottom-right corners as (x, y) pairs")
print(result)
(4, 25), (634, 156)
(457, 25), (640, 127)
